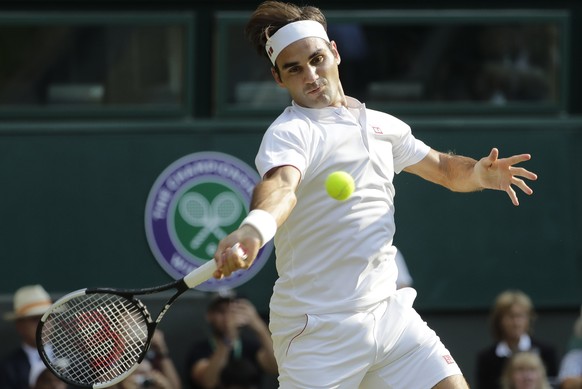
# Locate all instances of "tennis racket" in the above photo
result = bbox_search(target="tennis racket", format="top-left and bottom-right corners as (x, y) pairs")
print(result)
(36, 245), (246, 388)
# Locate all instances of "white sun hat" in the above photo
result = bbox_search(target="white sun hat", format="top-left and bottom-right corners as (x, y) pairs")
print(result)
(3, 284), (52, 321)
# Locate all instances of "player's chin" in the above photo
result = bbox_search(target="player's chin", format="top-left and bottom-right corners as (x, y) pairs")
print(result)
(298, 93), (329, 108)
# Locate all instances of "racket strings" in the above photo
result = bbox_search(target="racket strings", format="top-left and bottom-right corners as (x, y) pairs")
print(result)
(40, 293), (149, 386)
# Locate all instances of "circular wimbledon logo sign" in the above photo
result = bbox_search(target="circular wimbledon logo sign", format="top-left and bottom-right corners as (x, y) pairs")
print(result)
(145, 152), (272, 291)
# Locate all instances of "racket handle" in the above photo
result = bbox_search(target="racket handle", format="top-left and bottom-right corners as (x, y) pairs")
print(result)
(183, 244), (247, 288)
(183, 260), (217, 288)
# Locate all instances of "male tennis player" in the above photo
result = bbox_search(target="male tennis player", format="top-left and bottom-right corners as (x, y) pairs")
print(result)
(213, 1), (538, 388)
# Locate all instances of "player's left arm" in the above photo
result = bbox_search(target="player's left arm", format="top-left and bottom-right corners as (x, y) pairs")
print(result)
(404, 147), (538, 206)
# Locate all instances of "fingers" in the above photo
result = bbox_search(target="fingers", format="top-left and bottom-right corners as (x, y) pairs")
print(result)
(506, 186), (519, 206)
(215, 244), (250, 278)
(504, 173), (535, 206)
(488, 147), (499, 163)
(510, 166), (538, 181)
(489, 149), (534, 171)
(503, 167), (536, 206)
(511, 176), (534, 196)
(213, 225), (262, 279)
(504, 153), (532, 167)
(485, 149), (537, 206)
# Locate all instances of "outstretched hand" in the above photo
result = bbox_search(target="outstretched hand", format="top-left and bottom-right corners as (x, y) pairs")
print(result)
(475, 148), (538, 206)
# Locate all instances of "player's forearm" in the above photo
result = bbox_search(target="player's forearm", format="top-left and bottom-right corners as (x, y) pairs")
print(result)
(250, 174), (297, 227)
(406, 149), (482, 193)
(437, 152), (482, 193)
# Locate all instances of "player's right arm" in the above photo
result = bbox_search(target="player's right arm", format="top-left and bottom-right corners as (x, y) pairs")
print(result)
(213, 165), (300, 278)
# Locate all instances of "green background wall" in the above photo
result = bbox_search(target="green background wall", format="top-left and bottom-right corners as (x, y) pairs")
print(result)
(1, 118), (580, 313)
(0, 1), (581, 387)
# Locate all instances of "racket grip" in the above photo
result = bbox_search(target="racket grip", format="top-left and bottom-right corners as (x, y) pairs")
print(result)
(183, 244), (247, 288)
(183, 260), (217, 288)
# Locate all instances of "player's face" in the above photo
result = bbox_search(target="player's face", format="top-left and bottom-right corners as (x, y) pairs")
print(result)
(272, 37), (344, 109)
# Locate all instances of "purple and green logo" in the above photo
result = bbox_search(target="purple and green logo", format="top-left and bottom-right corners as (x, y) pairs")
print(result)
(145, 152), (272, 291)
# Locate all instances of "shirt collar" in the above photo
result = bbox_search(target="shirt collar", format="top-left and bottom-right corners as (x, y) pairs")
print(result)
(291, 96), (364, 122)
(495, 334), (532, 357)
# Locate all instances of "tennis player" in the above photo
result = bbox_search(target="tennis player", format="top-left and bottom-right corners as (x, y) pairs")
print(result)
(213, 1), (538, 388)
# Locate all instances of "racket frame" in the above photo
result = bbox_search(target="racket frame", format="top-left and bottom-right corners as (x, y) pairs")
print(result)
(35, 260), (217, 388)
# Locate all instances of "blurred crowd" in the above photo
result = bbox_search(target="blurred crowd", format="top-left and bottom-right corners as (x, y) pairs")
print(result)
(1, 283), (581, 389)
(0, 284), (278, 389)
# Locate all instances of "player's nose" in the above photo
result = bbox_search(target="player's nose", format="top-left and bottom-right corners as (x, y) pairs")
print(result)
(304, 64), (319, 83)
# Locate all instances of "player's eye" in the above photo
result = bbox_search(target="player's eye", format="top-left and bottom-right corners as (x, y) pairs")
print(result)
(311, 55), (324, 65)
(288, 66), (301, 74)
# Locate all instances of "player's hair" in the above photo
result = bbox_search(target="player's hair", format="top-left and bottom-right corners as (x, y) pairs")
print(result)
(245, 1), (328, 66)
(489, 289), (536, 342)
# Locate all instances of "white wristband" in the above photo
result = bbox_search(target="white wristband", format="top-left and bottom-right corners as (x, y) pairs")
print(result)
(240, 209), (277, 247)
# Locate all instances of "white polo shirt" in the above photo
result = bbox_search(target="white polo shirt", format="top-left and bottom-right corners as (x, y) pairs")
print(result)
(256, 97), (429, 316)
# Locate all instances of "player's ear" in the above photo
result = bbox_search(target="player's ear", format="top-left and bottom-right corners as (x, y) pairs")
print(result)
(330, 40), (341, 65)
(271, 66), (284, 87)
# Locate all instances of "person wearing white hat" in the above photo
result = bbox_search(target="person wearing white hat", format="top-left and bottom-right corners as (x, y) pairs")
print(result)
(0, 284), (52, 389)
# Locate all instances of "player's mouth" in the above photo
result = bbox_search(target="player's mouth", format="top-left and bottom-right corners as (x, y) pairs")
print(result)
(307, 86), (322, 95)
(306, 82), (325, 95)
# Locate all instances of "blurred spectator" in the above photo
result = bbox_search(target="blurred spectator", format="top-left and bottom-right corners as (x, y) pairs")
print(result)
(220, 359), (260, 389)
(500, 351), (552, 389)
(0, 285), (53, 389)
(29, 365), (67, 389)
(112, 359), (173, 389)
(557, 306), (582, 389)
(186, 290), (277, 389)
(145, 330), (181, 389)
(474, 25), (554, 104)
(475, 290), (558, 389)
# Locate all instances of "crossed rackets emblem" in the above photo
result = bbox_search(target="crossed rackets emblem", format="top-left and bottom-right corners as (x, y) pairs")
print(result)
(178, 192), (242, 250)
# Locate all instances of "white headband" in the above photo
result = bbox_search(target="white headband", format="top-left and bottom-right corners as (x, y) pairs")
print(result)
(265, 20), (329, 65)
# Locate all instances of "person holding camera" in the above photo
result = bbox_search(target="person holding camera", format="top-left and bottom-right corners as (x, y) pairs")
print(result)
(113, 359), (173, 389)
(187, 291), (278, 389)
(146, 330), (182, 389)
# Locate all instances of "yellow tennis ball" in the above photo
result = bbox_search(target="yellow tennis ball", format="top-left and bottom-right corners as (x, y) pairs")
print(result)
(325, 171), (355, 201)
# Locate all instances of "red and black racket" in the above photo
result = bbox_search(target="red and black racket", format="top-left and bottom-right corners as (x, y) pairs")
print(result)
(36, 245), (246, 388)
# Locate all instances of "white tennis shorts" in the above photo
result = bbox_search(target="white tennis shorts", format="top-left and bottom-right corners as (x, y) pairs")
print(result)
(270, 288), (463, 389)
